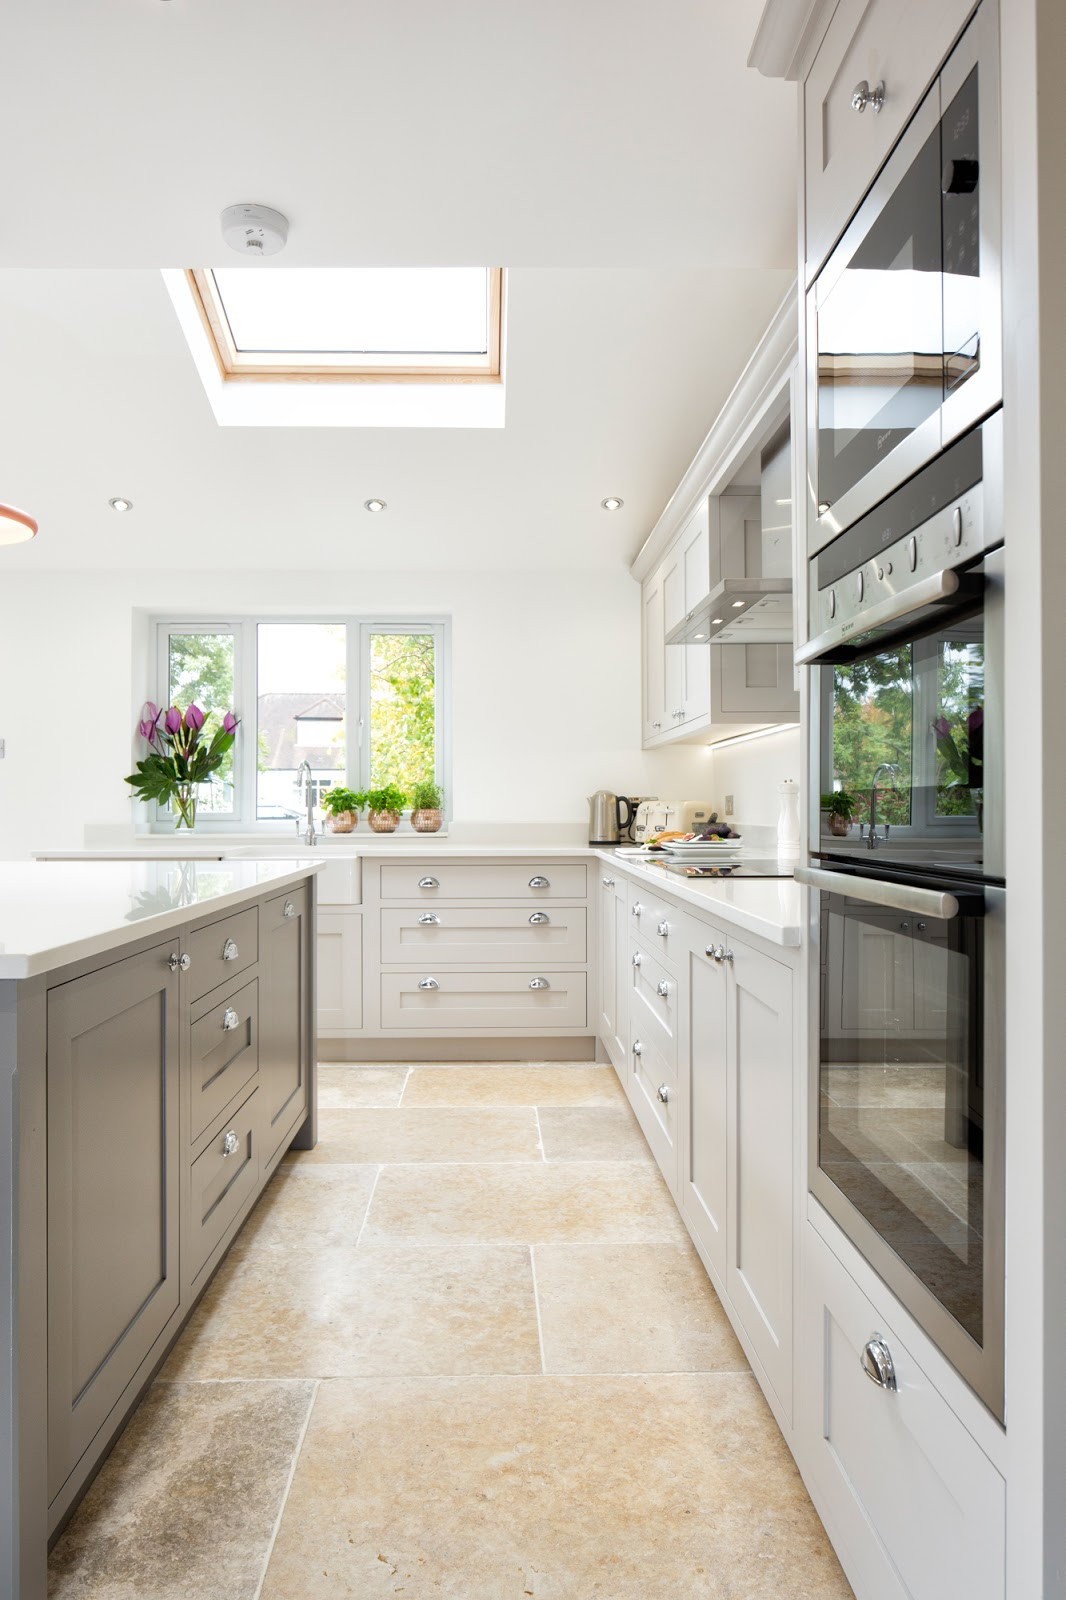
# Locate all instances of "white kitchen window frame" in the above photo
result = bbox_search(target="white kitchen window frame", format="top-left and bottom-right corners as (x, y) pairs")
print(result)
(147, 615), (451, 834)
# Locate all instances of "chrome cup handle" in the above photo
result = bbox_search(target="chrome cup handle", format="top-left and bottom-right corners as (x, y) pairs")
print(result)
(417, 977), (440, 991)
(222, 938), (239, 962)
(861, 1336), (897, 1392)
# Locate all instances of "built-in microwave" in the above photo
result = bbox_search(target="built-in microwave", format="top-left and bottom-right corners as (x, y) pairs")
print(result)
(806, 0), (1000, 555)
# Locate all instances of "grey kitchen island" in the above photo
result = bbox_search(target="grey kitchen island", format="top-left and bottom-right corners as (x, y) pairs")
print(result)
(0, 858), (321, 1598)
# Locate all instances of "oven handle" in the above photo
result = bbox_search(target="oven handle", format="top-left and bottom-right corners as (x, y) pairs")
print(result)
(795, 568), (962, 667)
(794, 864), (961, 920)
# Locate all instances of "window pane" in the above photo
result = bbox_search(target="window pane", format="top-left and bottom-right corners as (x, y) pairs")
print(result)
(368, 632), (436, 794)
(257, 624), (346, 822)
(212, 268), (490, 356)
(831, 645), (913, 828)
(934, 639), (984, 817)
(167, 631), (236, 814)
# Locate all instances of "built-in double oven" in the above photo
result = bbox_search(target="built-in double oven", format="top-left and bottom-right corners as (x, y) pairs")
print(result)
(797, 0), (1004, 1421)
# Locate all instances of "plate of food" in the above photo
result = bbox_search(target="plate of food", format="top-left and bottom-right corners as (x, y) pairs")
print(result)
(658, 828), (743, 854)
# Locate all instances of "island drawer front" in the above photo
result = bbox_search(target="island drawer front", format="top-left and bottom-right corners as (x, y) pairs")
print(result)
(380, 906), (587, 966)
(627, 883), (682, 967)
(186, 906), (259, 1001)
(628, 1025), (679, 1194)
(629, 940), (679, 1066)
(380, 970), (587, 1031)
(187, 1091), (260, 1286)
(189, 978), (259, 1143)
(379, 863), (588, 901)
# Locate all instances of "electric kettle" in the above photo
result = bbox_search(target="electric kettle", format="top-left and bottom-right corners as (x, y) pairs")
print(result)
(588, 791), (637, 846)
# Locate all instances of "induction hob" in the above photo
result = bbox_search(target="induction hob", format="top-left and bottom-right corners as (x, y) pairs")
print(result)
(650, 856), (794, 880)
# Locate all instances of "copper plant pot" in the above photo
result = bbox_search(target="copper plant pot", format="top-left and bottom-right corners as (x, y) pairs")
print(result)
(368, 810), (400, 834)
(326, 810), (358, 834)
(410, 808), (443, 834)
(828, 813), (852, 836)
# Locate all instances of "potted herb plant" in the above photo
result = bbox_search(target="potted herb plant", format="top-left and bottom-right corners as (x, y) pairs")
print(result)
(365, 783), (407, 834)
(409, 779), (444, 834)
(821, 790), (856, 837)
(320, 786), (364, 833)
(125, 701), (239, 830)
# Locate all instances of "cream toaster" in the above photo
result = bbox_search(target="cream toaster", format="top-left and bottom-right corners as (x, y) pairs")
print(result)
(632, 799), (719, 842)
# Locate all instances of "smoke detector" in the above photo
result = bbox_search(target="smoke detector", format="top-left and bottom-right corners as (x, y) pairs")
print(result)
(220, 203), (289, 257)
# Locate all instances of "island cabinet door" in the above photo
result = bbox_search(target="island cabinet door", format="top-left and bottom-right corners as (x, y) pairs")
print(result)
(46, 939), (181, 1503)
(259, 886), (311, 1171)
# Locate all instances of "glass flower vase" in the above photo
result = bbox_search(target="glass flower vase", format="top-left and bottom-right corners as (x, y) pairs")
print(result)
(173, 783), (198, 830)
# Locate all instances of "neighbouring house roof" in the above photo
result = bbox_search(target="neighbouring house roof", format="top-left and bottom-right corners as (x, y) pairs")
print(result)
(257, 692), (346, 770)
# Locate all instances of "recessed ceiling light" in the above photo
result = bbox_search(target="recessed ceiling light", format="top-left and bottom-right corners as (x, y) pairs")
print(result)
(0, 503), (38, 545)
(731, 600), (745, 608)
(693, 633), (707, 641)
(364, 498), (387, 513)
(601, 497), (624, 511)
(109, 497), (133, 513)
(711, 617), (723, 626)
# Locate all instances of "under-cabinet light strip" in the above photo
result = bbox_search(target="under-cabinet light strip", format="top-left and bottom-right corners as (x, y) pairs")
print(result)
(707, 724), (797, 752)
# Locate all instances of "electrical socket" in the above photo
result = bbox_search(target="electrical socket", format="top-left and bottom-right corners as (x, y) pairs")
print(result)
(724, 794), (734, 816)
(0, 739), (6, 759)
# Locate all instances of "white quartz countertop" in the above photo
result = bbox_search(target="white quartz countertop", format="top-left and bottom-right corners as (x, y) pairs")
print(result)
(595, 850), (802, 947)
(0, 859), (323, 979)
(36, 842), (596, 861)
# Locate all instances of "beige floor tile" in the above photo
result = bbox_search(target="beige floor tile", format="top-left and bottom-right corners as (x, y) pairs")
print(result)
(534, 1241), (747, 1373)
(293, 1106), (542, 1164)
(317, 1065), (409, 1108)
(363, 1160), (687, 1245)
(259, 1374), (853, 1600)
(163, 1243), (541, 1380)
(237, 1162), (378, 1256)
(537, 1102), (652, 1162)
(403, 1064), (624, 1107)
(49, 1379), (315, 1600)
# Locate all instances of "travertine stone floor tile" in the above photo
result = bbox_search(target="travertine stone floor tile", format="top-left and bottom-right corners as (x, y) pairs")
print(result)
(292, 1106), (542, 1164)
(237, 1162), (377, 1256)
(162, 1243), (541, 1380)
(537, 1102), (652, 1162)
(534, 1241), (747, 1373)
(258, 1374), (853, 1600)
(363, 1160), (687, 1245)
(49, 1379), (315, 1600)
(317, 1064), (409, 1108)
(402, 1064), (624, 1107)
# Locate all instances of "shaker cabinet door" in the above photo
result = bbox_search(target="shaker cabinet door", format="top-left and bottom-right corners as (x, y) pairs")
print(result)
(681, 934), (730, 1281)
(47, 940), (181, 1502)
(260, 886), (311, 1169)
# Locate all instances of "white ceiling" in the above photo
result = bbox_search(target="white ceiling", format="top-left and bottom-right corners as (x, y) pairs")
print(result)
(0, 0), (797, 574)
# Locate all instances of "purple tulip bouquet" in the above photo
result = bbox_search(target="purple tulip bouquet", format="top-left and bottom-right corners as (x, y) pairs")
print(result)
(126, 701), (240, 829)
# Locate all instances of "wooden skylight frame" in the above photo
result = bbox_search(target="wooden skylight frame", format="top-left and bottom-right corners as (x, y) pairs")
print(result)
(186, 267), (503, 385)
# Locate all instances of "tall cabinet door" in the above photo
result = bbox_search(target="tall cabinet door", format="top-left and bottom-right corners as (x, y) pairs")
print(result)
(47, 939), (181, 1502)
(726, 936), (794, 1415)
(681, 932), (729, 1281)
(597, 871), (628, 1072)
(260, 885), (311, 1170)
(641, 570), (666, 744)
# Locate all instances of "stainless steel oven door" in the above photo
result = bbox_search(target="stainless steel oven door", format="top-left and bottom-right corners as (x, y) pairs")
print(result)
(798, 864), (1004, 1419)
(806, 0), (1000, 556)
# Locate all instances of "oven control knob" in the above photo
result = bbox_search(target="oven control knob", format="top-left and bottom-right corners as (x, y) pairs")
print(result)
(907, 535), (918, 572)
(876, 565), (884, 580)
(942, 157), (979, 196)
(952, 505), (964, 546)
(828, 588), (836, 619)
(856, 570), (865, 602)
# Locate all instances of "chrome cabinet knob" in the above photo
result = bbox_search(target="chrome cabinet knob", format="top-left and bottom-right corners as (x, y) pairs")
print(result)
(656, 979), (671, 998)
(528, 977), (550, 990)
(602, 877), (615, 888)
(417, 977), (440, 990)
(222, 938), (239, 962)
(418, 913), (441, 925)
(861, 1335), (897, 1391)
(283, 900), (295, 919)
(417, 875), (439, 889)
(632, 1039), (643, 1056)
(709, 945), (734, 965)
(632, 902), (643, 917)
(653, 720), (662, 730)
(632, 951), (643, 967)
(529, 912), (550, 925)
(528, 875), (550, 889)
(656, 1084), (670, 1104)
(168, 951), (191, 972)
(656, 920), (670, 938)
(222, 1007), (240, 1032)
(851, 78), (885, 114)
(222, 1129), (239, 1157)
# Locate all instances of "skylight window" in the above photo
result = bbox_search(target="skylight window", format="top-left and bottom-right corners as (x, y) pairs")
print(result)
(187, 267), (502, 381)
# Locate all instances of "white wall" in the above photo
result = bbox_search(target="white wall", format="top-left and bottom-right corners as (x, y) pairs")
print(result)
(0, 566), (724, 857)
(709, 724), (801, 833)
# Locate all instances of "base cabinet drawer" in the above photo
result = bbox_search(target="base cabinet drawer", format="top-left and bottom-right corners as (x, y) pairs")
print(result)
(381, 970), (587, 1031)
(628, 884), (683, 966)
(380, 862), (587, 901)
(801, 1224), (1005, 1600)
(189, 978), (258, 1142)
(629, 942), (679, 1065)
(628, 1029), (679, 1194)
(187, 1092), (260, 1288)
(186, 906), (259, 1002)
(380, 905), (587, 966)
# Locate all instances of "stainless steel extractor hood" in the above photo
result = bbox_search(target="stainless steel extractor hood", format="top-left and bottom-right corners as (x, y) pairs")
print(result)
(665, 577), (793, 645)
